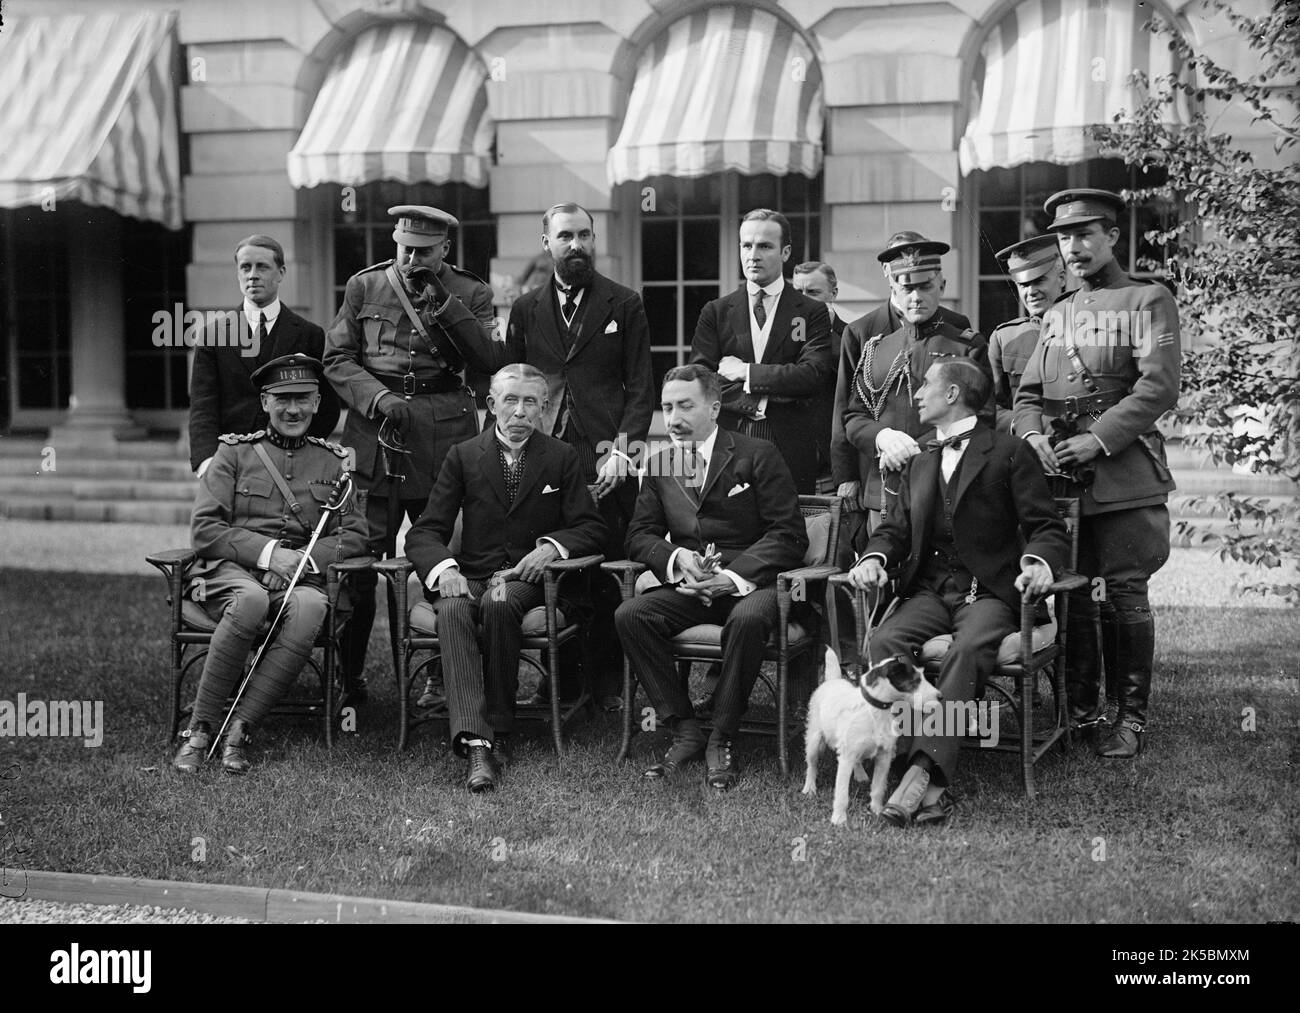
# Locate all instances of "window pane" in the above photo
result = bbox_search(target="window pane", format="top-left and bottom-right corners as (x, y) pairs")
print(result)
(641, 220), (678, 282)
(738, 173), (777, 209)
(460, 184), (491, 218)
(683, 285), (719, 341)
(679, 174), (724, 215)
(979, 282), (1022, 335)
(334, 228), (367, 287)
(1087, 158), (1130, 194)
(641, 286), (678, 347)
(458, 223), (494, 281)
(805, 216), (821, 262)
(781, 172), (809, 209)
(682, 219), (719, 280)
(651, 349), (680, 391)
(1023, 162), (1070, 200)
(978, 211), (1022, 275)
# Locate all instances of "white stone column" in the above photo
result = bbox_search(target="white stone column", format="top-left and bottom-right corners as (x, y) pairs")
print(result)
(50, 208), (143, 446)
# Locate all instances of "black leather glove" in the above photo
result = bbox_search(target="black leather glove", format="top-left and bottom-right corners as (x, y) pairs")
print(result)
(425, 269), (450, 307)
(380, 397), (413, 438)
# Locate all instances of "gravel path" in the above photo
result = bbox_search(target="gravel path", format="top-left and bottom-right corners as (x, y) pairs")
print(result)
(0, 896), (253, 924)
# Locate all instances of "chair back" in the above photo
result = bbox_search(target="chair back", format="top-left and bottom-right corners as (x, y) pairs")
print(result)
(798, 495), (843, 567)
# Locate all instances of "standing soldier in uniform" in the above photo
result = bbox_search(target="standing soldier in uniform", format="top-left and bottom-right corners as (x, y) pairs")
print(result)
(1015, 189), (1181, 759)
(839, 233), (992, 528)
(325, 206), (508, 705)
(988, 235), (1066, 432)
(831, 231), (972, 540)
(173, 355), (369, 775)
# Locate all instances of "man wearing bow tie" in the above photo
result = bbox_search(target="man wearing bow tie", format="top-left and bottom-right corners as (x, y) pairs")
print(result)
(689, 209), (835, 495)
(615, 365), (808, 791)
(503, 202), (655, 708)
(847, 359), (1068, 826)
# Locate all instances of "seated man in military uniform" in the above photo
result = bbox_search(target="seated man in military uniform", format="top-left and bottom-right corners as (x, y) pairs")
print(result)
(173, 355), (369, 776)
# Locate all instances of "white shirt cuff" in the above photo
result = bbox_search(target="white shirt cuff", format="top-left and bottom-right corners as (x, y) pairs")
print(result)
(425, 558), (459, 589)
(721, 569), (754, 596)
(743, 364), (752, 394)
(856, 551), (888, 568)
(539, 537), (569, 559)
(256, 540), (278, 571)
(1020, 554), (1053, 580)
(1092, 431), (1112, 455)
(666, 546), (686, 583)
(197, 457), (213, 478)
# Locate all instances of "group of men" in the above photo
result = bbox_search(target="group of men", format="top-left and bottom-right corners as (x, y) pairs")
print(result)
(177, 188), (1180, 820)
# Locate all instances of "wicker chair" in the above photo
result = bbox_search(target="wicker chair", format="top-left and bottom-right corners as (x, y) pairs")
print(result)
(604, 495), (843, 775)
(374, 552), (604, 754)
(145, 549), (374, 748)
(825, 496), (1084, 798)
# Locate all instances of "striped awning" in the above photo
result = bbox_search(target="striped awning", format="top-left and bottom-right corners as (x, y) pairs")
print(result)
(607, 6), (824, 185)
(959, 0), (1183, 174)
(288, 23), (492, 189)
(0, 12), (182, 228)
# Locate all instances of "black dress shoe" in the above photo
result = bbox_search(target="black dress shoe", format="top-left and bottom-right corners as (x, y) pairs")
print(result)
(172, 721), (212, 774)
(340, 676), (368, 708)
(1096, 720), (1143, 759)
(644, 731), (706, 779)
(881, 764), (930, 827)
(705, 733), (740, 791)
(466, 744), (500, 793)
(416, 674), (446, 710)
(221, 719), (253, 776)
(913, 789), (955, 826)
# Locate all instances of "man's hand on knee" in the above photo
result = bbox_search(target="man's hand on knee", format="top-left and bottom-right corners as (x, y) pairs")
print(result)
(514, 542), (559, 584)
(438, 566), (470, 598)
(268, 546), (305, 581)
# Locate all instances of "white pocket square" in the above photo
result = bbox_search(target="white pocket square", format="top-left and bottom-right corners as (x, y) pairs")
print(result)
(604, 320), (618, 334)
(728, 483), (751, 496)
(543, 484), (559, 494)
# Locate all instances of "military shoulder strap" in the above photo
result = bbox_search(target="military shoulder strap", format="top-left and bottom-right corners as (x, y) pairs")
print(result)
(384, 265), (461, 373)
(250, 442), (312, 537)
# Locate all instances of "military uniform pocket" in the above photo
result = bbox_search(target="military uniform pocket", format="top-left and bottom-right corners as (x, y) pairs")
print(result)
(359, 303), (401, 357)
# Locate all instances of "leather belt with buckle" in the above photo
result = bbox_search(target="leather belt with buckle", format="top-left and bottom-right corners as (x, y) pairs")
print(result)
(1044, 389), (1125, 420)
(375, 372), (463, 397)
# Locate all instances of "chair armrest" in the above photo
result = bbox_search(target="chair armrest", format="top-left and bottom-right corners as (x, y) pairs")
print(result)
(600, 559), (648, 601)
(330, 555), (377, 575)
(546, 553), (604, 573)
(777, 564), (840, 587)
(145, 548), (196, 570)
(373, 557), (415, 580)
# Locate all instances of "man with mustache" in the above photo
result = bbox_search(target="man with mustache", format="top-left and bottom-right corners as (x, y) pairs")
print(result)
(325, 206), (508, 706)
(987, 235), (1066, 432)
(1014, 189), (1181, 759)
(503, 202), (654, 710)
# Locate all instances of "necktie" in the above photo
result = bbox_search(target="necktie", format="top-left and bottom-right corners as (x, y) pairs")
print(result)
(560, 286), (578, 327)
(753, 289), (767, 329)
(256, 312), (268, 364)
(683, 448), (703, 502)
(925, 431), (974, 453)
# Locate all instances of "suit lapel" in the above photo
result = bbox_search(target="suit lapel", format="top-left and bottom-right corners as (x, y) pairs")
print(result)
(727, 288), (753, 361)
(951, 425), (991, 511)
(529, 286), (569, 362)
(478, 431), (510, 512)
(699, 429), (734, 506)
(762, 288), (796, 364)
(509, 434), (546, 513)
(568, 274), (612, 362)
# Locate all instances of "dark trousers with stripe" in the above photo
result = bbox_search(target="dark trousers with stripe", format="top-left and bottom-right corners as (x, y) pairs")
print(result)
(868, 579), (1015, 785)
(426, 577), (544, 753)
(615, 585), (779, 736)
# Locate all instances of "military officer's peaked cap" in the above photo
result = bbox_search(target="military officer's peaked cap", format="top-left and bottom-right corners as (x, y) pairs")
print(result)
(995, 234), (1063, 283)
(252, 354), (324, 394)
(390, 205), (459, 248)
(1044, 188), (1127, 231)
(877, 230), (949, 283)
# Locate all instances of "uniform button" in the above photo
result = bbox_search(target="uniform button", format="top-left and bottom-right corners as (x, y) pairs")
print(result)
(287, 451), (293, 458)
(1067, 372), (1077, 381)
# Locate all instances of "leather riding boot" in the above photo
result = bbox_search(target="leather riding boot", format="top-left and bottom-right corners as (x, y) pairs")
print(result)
(173, 721), (213, 774)
(1101, 614), (1120, 727)
(221, 719), (253, 775)
(1064, 607), (1103, 740)
(1096, 614), (1154, 759)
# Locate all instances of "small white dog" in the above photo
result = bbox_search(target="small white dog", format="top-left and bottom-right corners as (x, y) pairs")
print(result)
(802, 647), (942, 825)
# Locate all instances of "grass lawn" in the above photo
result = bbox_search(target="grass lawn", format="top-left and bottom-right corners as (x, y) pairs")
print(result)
(2, 568), (1296, 923)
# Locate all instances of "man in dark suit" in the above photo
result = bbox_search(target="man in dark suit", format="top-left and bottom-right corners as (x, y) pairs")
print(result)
(792, 260), (851, 496)
(404, 364), (607, 793)
(504, 202), (655, 707)
(830, 231), (972, 531)
(837, 233), (991, 529)
(615, 365), (809, 791)
(848, 359), (1068, 826)
(689, 209), (834, 495)
(188, 235), (339, 476)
